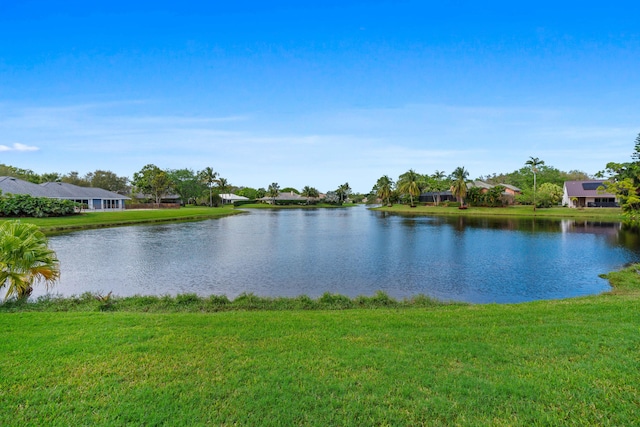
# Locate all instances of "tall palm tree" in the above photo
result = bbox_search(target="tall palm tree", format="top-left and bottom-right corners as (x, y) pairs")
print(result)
(217, 177), (230, 204)
(301, 186), (320, 204)
(398, 169), (422, 207)
(198, 167), (218, 207)
(431, 170), (447, 205)
(375, 175), (394, 207)
(336, 182), (351, 204)
(450, 166), (470, 206)
(268, 182), (280, 205)
(0, 221), (60, 300)
(525, 156), (545, 211)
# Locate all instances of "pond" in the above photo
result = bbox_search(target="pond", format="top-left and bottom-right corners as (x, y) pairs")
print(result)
(36, 206), (640, 303)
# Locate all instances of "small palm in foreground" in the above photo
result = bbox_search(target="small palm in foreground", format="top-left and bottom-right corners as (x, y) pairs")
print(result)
(0, 221), (60, 300)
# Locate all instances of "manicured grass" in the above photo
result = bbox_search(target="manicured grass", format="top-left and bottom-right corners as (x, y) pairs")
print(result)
(0, 206), (241, 234)
(2, 268), (640, 425)
(375, 204), (624, 221)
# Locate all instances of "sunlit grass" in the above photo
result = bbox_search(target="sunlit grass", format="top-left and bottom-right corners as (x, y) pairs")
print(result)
(2, 267), (640, 425)
(0, 206), (241, 233)
(375, 204), (624, 221)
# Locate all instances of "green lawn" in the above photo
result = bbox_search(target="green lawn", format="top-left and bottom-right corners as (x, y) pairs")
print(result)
(0, 206), (241, 234)
(375, 204), (624, 221)
(1, 267), (639, 425)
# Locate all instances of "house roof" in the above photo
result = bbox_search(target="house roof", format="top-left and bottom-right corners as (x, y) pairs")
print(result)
(40, 182), (129, 199)
(564, 180), (615, 198)
(220, 193), (250, 201)
(0, 177), (129, 200)
(258, 191), (309, 201)
(0, 176), (51, 197)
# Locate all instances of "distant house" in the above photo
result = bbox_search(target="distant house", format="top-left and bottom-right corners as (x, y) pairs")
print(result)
(418, 181), (521, 204)
(257, 191), (309, 204)
(0, 176), (129, 211)
(562, 180), (618, 208)
(219, 193), (250, 205)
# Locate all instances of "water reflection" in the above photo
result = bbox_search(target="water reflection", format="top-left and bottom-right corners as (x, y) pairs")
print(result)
(37, 206), (640, 304)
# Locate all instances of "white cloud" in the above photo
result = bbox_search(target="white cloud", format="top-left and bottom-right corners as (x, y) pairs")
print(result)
(0, 143), (39, 152)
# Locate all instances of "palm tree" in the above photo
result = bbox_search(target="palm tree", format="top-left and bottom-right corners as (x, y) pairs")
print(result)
(268, 182), (280, 205)
(336, 182), (351, 204)
(217, 177), (230, 204)
(375, 175), (394, 207)
(398, 169), (422, 207)
(431, 170), (447, 205)
(0, 221), (60, 300)
(198, 167), (218, 207)
(301, 186), (320, 204)
(450, 166), (470, 206)
(525, 156), (545, 211)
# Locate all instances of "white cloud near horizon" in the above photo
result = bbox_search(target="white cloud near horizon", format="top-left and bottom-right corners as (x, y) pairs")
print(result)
(0, 142), (39, 152)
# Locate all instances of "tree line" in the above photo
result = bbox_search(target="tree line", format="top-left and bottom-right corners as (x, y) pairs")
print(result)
(371, 160), (591, 208)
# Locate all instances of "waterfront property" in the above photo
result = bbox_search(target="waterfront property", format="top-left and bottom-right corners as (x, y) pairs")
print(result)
(419, 181), (521, 204)
(562, 180), (619, 208)
(0, 176), (129, 211)
(220, 193), (250, 204)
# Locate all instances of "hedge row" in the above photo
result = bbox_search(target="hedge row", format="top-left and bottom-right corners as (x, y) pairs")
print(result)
(0, 194), (80, 217)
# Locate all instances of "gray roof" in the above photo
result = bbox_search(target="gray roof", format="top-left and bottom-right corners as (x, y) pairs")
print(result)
(564, 180), (615, 198)
(40, 182), (129, 200)
(0, 177), (128, 200)
(0, 176), (51, 197)
(258, 191), (308, 201)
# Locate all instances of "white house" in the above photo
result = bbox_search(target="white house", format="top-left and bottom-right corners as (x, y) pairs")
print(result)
(219, 193), (250, 205)
(0, 177), (129, 211)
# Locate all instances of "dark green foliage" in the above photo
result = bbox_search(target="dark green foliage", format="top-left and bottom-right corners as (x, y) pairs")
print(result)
(0, 194), (79, 217)
(0, 291), (458, 312)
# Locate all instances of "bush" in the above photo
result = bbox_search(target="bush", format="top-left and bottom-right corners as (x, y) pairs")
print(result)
(0, 194), (80, 217)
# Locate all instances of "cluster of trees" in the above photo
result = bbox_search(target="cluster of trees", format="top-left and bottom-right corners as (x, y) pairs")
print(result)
(372, 159), (587, 208)
(598, 133), (640, 225)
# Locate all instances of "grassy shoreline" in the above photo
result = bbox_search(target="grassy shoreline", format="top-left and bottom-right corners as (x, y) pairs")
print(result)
(374, 204), (624, 221)
(0, 206), (243, 234)
(1, 266), (639, 425)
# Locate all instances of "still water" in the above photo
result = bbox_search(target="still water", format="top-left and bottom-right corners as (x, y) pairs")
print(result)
(37, 206), (640, 303)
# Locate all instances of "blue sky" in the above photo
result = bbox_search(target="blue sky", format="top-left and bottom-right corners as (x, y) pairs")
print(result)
(1, 1), (639, 192)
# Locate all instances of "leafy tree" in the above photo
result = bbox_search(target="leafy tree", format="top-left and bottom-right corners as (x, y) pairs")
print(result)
(374, 175), (394, 206)
(236, 187), (259, 200)
(525, 157), (545, 211)
(0, 221), (60, 300)
(536, 182), (563, 208)
(198, 167), (218, 207)
(280, 187), (299, 194)
(256, 188), (267, 198)
(87, 170), (130, 194)
(0, 164), (40, 183)
(335, 182), (352, 205)
(397, 170), (422, 207)
(133, 164), (174, 204)
(450, 166), (470, 206)
(61, 171), (90, 187)
(40, 172), (62, 183)
(168, 169), (203, 205)
(268, 182), (280, 204)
